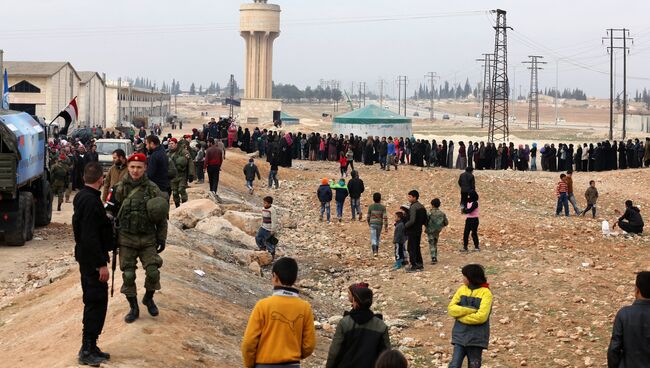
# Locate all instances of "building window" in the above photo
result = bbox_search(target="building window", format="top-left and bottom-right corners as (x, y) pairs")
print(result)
(9, 80), (41, 93)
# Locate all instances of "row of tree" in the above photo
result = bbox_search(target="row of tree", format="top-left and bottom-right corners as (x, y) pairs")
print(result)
(414, 79), (478, 100)
(272, 83), (344, 103)
(541, 88), (587, 101)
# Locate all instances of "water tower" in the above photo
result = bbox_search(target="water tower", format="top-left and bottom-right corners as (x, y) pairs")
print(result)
(239, 0), (281, 124)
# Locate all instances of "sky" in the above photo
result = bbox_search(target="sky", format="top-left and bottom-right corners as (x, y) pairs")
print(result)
(2, 0), (650, 98)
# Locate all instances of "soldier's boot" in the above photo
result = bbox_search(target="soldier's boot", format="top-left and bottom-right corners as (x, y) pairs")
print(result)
(142, 290), (159, 317)
(124, 296), (139, 323)
(57, 202), (62, 211)
(92, 338), (110, 361)
(78, 338), (104, 367)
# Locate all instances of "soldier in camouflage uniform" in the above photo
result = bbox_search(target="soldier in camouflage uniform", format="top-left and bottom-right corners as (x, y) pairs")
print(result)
(50, 156), (68, 211)
(167, 138), (194, 208)
(110, 153), (169, 323)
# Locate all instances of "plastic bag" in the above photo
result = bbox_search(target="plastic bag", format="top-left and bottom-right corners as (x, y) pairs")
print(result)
(602, 220), (610, 235)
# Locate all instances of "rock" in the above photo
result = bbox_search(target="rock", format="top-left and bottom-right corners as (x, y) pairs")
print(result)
(195, 217), (256, 249)
(553, 358), (570, 367)
(170, 199), (221, 229)
(166, 221), (190, 245)
(386, 319), (408, 328)
(222, 210), (261, 236)
(399, 337), (421, 348)
(248, 261), (261, 276)
(251, 251), (273, 266)
(328, 315), (343, 325)
(186, 187), (213, 201)
(499, 317), (510, 325)
(552, 268), (566, 274)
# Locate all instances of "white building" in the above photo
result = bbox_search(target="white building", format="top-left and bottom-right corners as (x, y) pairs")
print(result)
(78, 72), (106, 127)
(105, 80), (171, 128)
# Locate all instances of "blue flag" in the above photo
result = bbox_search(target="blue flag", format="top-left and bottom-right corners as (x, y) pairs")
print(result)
(2, 69), (8, 110)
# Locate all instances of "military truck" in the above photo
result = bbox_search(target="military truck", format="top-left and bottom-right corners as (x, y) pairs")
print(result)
(0, 110), (53, 246)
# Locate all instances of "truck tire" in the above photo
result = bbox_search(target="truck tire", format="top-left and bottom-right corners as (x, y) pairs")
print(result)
(5, 192), (32, 246)
(25, 192), (35, 241)
(35, 180), (53, 227)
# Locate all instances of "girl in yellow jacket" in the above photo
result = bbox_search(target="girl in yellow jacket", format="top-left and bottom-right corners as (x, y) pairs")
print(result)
(447, 264), (493, 368)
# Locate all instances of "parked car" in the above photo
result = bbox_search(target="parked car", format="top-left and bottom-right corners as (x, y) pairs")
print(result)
(442, 114), (450, 120)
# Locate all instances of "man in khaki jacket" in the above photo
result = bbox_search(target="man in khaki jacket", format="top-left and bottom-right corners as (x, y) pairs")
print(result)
(102, 149), (128, 202)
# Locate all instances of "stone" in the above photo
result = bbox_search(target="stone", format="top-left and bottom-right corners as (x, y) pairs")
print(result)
(170, 199), (222, 229)
(251, 251), (273, 266)
(328, 315), (343, 325)
(222, 210), (262, 236)
(248, 261), (261, 276)
(195, 217), (257, 249)
(166, 221), (190, 245)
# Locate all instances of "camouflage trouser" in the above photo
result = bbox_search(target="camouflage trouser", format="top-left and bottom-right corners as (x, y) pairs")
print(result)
(427, 231), (441, 259)
(52, 182), (65, 206)
(170, 177), (188, 207)
(64, 182), (72, 201)
(119, 245), (163, 297)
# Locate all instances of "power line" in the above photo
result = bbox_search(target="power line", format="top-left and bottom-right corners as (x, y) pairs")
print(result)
(522, 55), (547, 130)
(488, 9), (512, 143)
(603, 28), (633, 140)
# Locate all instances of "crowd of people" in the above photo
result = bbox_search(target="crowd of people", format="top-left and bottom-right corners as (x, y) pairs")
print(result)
(59, 115), (648, 368)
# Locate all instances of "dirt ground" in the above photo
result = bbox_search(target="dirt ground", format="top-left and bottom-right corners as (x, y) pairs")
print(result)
(0, 100), (648, 367)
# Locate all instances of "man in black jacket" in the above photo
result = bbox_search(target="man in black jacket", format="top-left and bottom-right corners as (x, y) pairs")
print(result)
(458, 167), (475, 209)
(347, 170), (365, 221)
(145, 135), (170, 196)
(72, 162), (114, 366)
(404, 190), (427, 272)
(613, 200), (644, 234)
(608, 271), (650, 367)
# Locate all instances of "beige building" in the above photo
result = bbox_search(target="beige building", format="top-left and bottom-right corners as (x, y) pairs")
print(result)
(105, 80), (171, 128)
(4, 61), (81, 122)
(78, 72), (106, 127)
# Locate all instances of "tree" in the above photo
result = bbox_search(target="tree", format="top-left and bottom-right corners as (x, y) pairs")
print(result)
(189, 83), (196, 95)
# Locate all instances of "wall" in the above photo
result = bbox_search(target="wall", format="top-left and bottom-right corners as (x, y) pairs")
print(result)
(78, 75), (106, 128)
(45, 64), (79, 122)
(240, 98), (281, 124)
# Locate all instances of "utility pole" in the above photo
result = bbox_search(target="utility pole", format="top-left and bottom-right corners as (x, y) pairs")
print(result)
(603, 28), (633, 140)
(117, 78), (122, 127)
(555, 60), (559, 125)
(425, 72), (439, 121)
(522, 55), (546, 130)
(488, 9), (512, 143)
(397, 76), (408, 117)
(476, 53), (493, 128)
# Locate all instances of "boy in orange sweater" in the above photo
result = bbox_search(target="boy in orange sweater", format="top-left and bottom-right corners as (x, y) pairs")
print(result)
(242, 257), (316, 368)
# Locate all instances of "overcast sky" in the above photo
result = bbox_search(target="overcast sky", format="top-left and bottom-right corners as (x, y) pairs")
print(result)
(2, 0), (650, 98)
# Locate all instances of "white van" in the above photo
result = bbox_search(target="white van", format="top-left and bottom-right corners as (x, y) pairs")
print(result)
(95, 139), (134, 172)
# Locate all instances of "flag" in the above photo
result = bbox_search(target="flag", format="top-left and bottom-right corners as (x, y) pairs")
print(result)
(2, 69), (8, 110)
(56, 97), (78, 136)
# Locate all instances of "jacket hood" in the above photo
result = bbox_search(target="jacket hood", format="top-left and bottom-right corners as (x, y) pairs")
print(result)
(344, 309), (382, 325)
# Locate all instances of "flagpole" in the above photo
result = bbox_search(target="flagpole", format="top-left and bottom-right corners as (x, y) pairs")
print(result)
(0, 49), (4, 110)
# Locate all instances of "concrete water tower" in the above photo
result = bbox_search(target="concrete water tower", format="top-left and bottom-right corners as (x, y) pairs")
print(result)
(239, 0), (281, 124)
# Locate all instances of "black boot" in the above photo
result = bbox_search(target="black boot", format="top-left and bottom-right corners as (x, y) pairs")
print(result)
(57, 202), (62, 211)
(142, 290), (159, 317)
(124, 296), (139, 323)
(78, 338), (103, 367)
(92, 338), (110, 361)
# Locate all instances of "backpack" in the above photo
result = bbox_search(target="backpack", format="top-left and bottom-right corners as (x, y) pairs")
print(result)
(427, 211), (446, 231)
(168, 156), (178, 179)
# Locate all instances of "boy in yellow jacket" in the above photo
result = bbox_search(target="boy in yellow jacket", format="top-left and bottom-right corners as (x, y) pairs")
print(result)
(447, 264), (493, 368)
(242, 257), (316, 368)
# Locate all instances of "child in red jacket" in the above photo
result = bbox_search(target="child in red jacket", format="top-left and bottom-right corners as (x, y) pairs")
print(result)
(339, 152), (348, 177)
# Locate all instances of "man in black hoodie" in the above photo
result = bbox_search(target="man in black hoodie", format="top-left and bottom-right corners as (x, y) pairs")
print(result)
(614, 200), (644, 234)
(145, 135), (170, 196)
(347, 170), (365, 221)
(72, 162), (114, 366)
(404, 190), (427, 272)
(326, 283), (391, 368)
(458, 167), (475, 209)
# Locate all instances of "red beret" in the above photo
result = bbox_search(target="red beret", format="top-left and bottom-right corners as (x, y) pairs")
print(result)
(183, 134), (191, 139)
(127, 153), (147, 163)
(169, 138), (178, 143)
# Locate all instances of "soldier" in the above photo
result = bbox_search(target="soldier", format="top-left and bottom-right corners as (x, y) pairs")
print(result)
(110, 153), (169, 323)
(167, 138), (194, 208)
(50, 156), (68, 211)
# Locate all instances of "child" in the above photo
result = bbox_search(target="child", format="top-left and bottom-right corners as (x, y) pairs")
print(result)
(367, 193), (388, 257)
(243, 158), (261, 195)
(339, 152), (348, 177)
(268, 150), (280, 189)
(375, 350), (408, 368)
(555, 173), (569, 216)
(255, 196), (278, 258)
(426, 198), (449, 264)
(331, 178), (349, 222)
(447, 264), (493, 368)
(392, 212), (406, 270)
(461, 191), (480, 252)
(317, 178), (333, 223)
(581, 180), (598, 218)
(242, 257), (316, 368)
(325, 283), (391, 368)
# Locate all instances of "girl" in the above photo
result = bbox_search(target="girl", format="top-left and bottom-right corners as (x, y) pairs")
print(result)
(447, 264), (493, 368)
(339, 152), (348, 177)
(462, 191), (480, 251)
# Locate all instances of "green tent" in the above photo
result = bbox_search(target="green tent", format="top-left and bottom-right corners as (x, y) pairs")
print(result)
(280, 112), (299, 125)
(333, 104), (411, 125)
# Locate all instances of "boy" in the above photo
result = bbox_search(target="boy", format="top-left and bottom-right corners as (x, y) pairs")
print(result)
(317, 178), (333, 223)
(242, 257), (316, 368)
(243, 158), (261, 195)
(608, 271), (650, 367)
(367, 193), (388, 257)
(392, 212), (406, 270)
(555, 174), (569, 217)
(331, 178), (349, 222)
(256, 196), (278, 258)
(339, 152), (348, 178)
(426, 198), (449, 265)
(581, 180), (598, 218)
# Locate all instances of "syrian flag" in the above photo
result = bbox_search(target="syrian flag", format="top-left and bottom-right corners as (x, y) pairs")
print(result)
(56, 97), (78, 136)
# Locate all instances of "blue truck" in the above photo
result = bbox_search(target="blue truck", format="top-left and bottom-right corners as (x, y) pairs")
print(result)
(0, 110), (53, 246)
